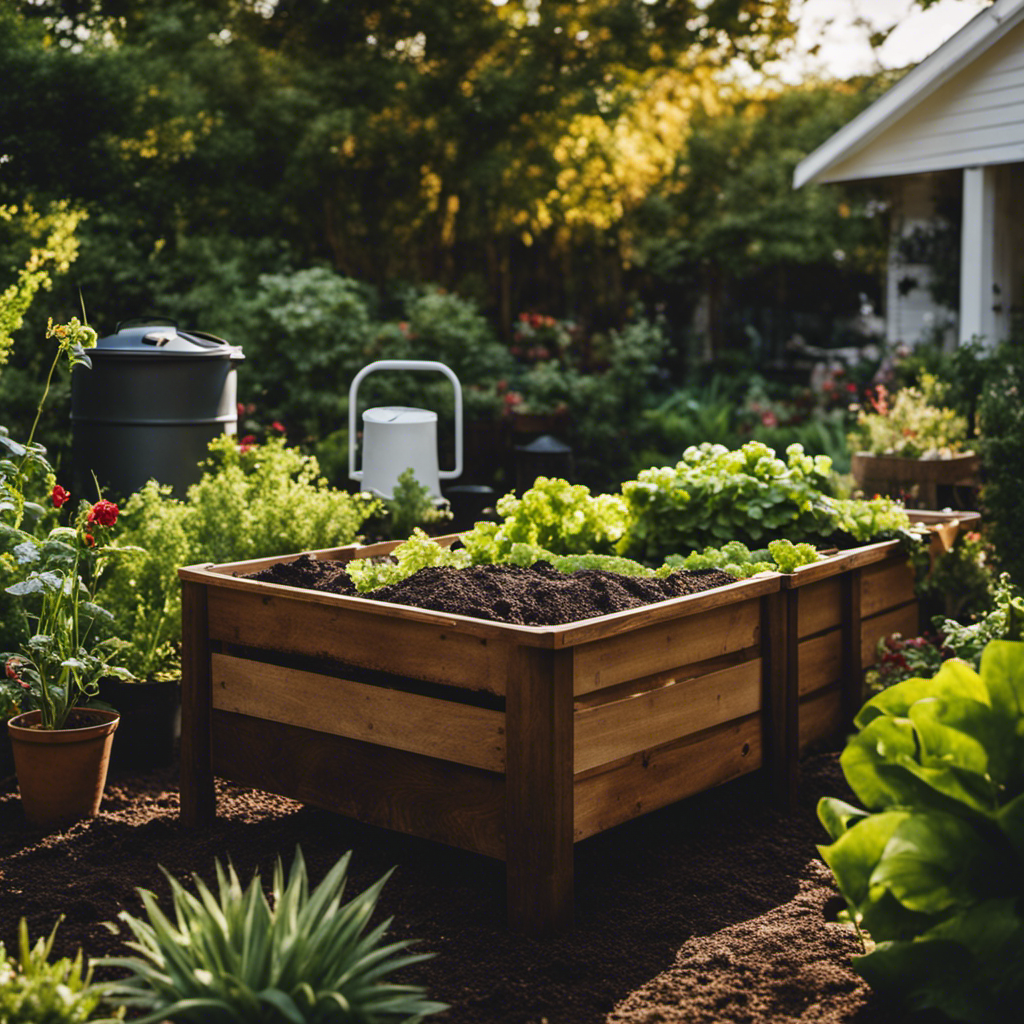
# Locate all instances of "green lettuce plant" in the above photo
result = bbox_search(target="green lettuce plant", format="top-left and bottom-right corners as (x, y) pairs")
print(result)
(461, 476), (630, 562)
(617, 441), (915, 564)
(347, 528), (471, 592)
(98, 847), (443, 1024)
(818, 640), (1024, 1024)
(665, 538), (819, 577)
(0, 916), (121, 1023)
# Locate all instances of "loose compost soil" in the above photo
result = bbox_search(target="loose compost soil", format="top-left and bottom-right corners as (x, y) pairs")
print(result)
(0, 749), (923, 1024)
(243, 555), (738, 625)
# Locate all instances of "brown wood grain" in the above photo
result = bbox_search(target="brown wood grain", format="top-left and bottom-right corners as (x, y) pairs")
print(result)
(781, 541), (901, 588)
(861, 602), (920, 666)
(799, 684), (843, 751)
(762, 589), (797, 811)
(210, 653), (506, 772)
(572, 600), (762, 696)
(573, 714), (762, 841)
(573, 656), (762, 774)
(206, 587), (513, 694)
(795, 578), (841, 638)
(797, 630), (842, 697)
(505, 646), (574, 936)
(180, 580), (215, 826)
(211, 710), (507, 859)
(860, 557), (916, 618)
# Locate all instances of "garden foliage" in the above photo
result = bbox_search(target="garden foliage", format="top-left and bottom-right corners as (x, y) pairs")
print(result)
(617, 441), (912, 564)
(847, 373), (969, 458)
(819, 640), (1024, 1024)
(95, 437), (382, 678)
(98, 846), (444, 1024)
(0, 917), (119, 1024)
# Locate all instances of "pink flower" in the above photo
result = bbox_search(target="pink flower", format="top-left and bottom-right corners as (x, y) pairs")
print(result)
(271, 421), (286, 434)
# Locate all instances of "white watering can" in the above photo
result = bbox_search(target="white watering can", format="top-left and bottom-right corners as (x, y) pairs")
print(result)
(348, 360), (463, 501)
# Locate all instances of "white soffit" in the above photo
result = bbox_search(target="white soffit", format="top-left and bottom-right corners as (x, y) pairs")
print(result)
(794, 0), (1024, 187)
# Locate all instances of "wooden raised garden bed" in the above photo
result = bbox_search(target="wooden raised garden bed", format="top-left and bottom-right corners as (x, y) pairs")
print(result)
(851, 451), (980, 508)
(783, 509), (980, 753)
(178, 510), (975, 934)
(179, 545), (787, 936)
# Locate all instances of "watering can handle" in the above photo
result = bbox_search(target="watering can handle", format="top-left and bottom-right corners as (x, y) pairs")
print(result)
(348, 360), (463, 483)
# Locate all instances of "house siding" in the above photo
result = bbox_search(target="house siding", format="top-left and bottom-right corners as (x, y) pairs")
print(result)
(824, 21), (1024, 182)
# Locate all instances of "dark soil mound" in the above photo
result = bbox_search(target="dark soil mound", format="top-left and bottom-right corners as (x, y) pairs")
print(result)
(244, 557), (736, 626)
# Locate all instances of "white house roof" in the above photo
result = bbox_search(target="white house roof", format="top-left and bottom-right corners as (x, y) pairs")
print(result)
(794, 0), (1024, 187)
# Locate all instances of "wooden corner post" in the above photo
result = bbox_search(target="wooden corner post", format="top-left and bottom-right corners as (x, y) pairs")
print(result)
(761, 589), (797, 811)
(180, 579), (216, 826)
(504, 646), (575, 937)
(840, 568), (865, 729)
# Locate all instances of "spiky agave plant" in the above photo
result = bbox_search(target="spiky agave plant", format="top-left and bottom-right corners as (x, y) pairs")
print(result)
(96, 847), (446, 1023)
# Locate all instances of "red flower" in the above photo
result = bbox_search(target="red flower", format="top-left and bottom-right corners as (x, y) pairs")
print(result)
(5, 658), (21, 681)
(51, 484), (70, 508)
(239, 433), (257, 453)
(87, 499), (119, 528)
(845, 383), (858, 394)
(271, 421), (286, 433)
(83, 532), (95, 548)
(237, 402), (245, 419)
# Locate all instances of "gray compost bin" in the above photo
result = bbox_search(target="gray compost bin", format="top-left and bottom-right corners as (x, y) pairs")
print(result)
(71, 319), (244, 501)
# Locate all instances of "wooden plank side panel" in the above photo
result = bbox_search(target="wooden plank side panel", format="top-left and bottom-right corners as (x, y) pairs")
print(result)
(799, 685), (844, 752)
(207, 587), (511, 695)
(572, 599), (761, 697)
(210, 653), (506, 772)
(573, 714), (762, 842)
(573, 657), (761, 774)
(798, 630), (842, 697)
(796, 578), (841, 638)
(861, 603), (921, 666)
(211, 710), (506, 859)
(861, 558), (917, 619)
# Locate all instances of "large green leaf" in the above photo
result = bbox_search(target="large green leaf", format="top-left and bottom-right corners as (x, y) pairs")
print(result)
(855, 659), (987, 729)
(817, 797), (869, 842)
(840, 717), (919, 810)
(818, 810), (909, 910)
(868, 811), (1003, 916)
(979, 639), (1024, 722)
(908, 695), (1012, 789)
(853, 899), (1024, 1024)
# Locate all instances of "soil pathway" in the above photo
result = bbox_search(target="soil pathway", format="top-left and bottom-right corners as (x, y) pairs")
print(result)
(0, 749), (916, 1023)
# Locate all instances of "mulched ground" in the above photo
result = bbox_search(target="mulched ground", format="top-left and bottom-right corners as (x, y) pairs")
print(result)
(0, 747), (924, 1024)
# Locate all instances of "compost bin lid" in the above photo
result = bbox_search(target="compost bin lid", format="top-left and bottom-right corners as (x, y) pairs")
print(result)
(93, 319), (244, 359)
(363, 406), (437, 424)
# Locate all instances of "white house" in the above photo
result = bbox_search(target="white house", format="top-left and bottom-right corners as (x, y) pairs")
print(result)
(794, 0), (1024, 349)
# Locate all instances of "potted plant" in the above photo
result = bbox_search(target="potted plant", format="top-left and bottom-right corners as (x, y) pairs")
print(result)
(847, 374), (979, 507)
(0, 318), (136, 827)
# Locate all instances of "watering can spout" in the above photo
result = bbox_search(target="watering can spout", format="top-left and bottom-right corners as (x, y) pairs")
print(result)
(348, 360), (463, 501)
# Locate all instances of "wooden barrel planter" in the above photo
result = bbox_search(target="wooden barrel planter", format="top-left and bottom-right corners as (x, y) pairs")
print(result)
(179, 547), (788, 936)
(851, 451), (980, 509)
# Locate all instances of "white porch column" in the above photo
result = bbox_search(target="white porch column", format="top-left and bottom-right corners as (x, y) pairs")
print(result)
(960, 165), (998, 346)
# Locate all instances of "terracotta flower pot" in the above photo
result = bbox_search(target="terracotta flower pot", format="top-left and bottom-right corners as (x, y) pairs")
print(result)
(8, 709), (119, 828)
